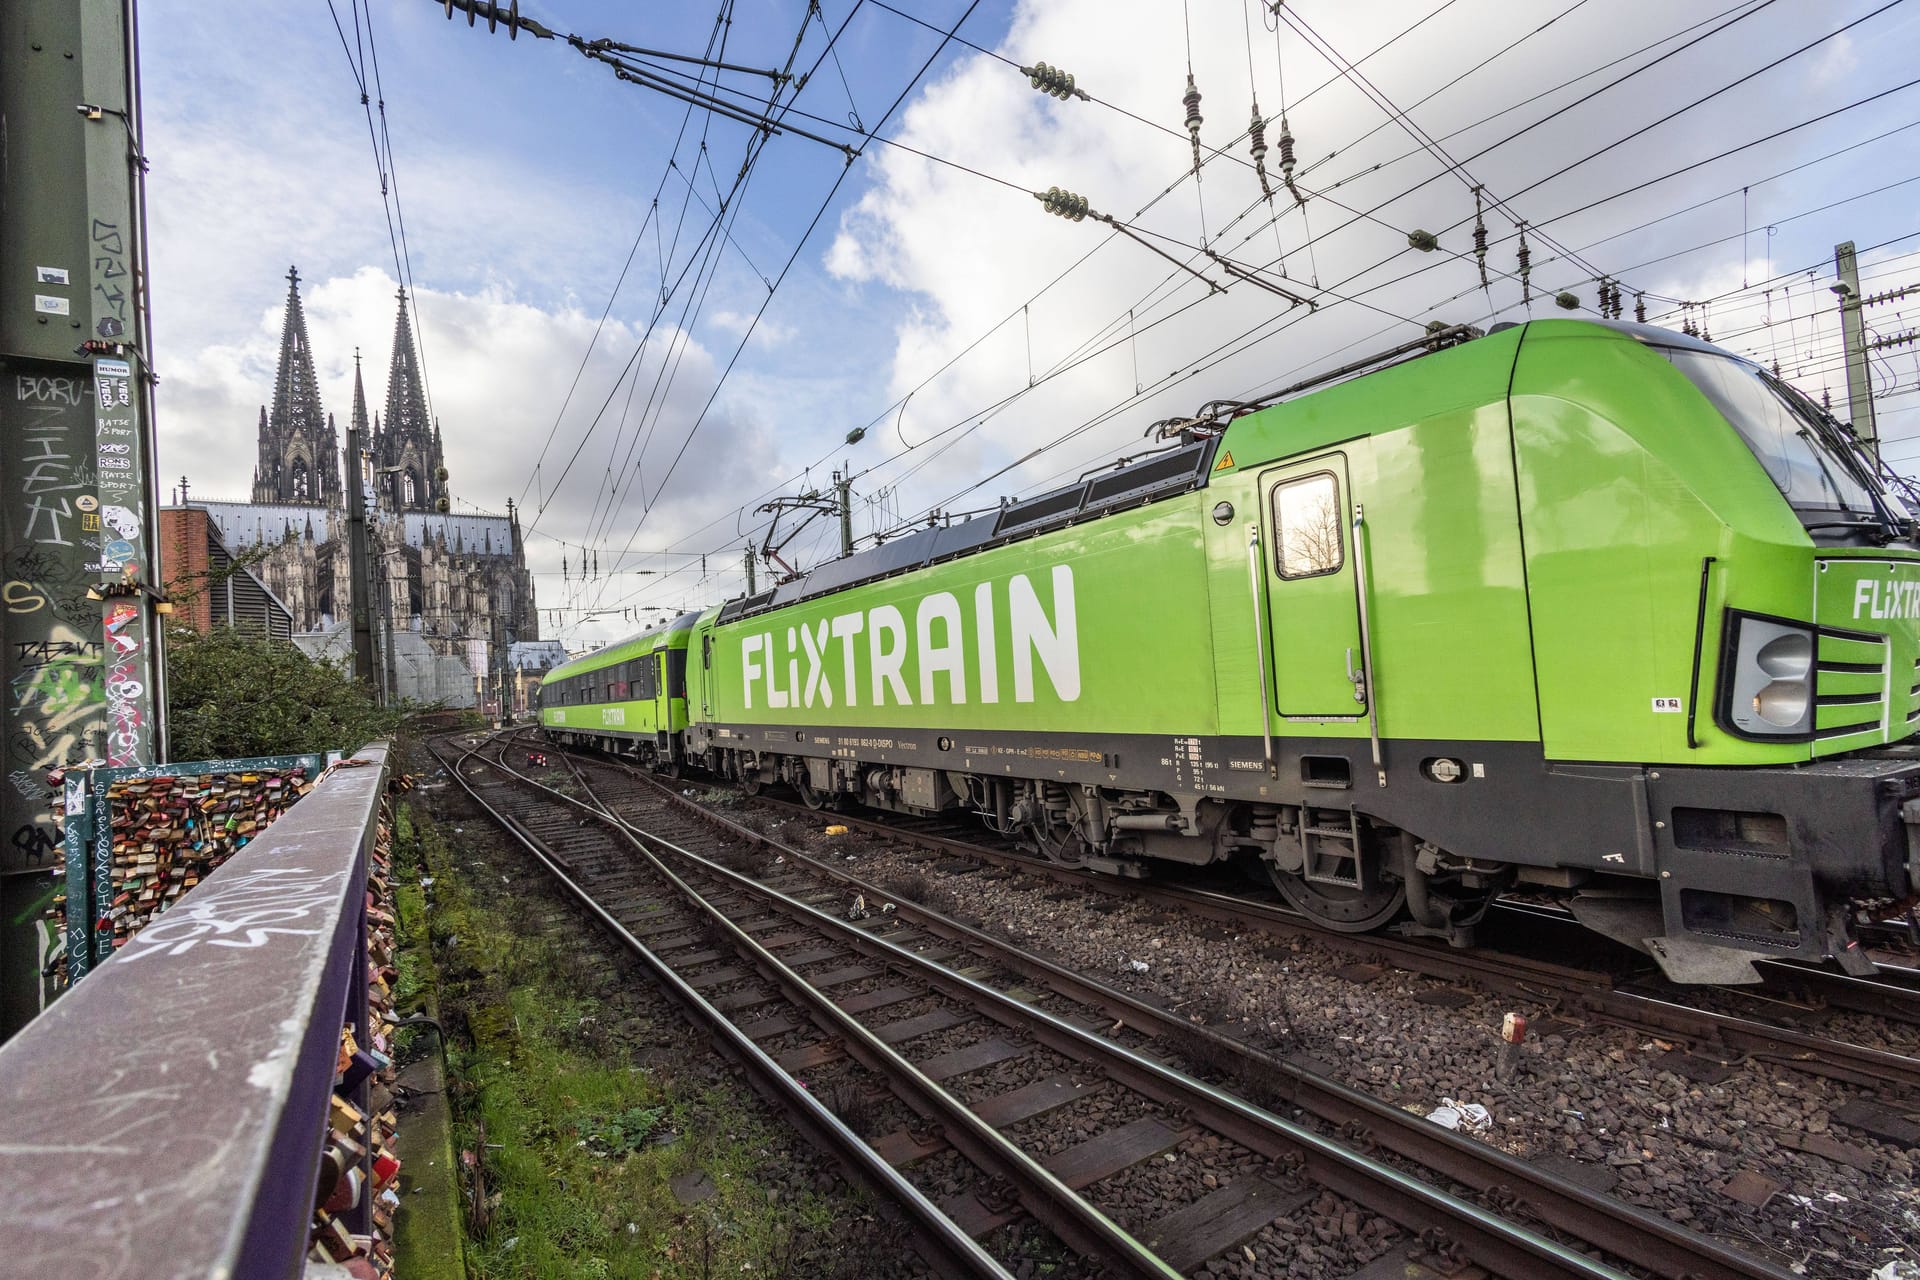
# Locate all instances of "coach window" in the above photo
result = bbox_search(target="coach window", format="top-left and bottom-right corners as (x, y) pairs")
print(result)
(1273, 472), (1344, 579)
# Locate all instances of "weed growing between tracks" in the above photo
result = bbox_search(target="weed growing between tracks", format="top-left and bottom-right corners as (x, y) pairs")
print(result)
(400, 775), (899, 1280)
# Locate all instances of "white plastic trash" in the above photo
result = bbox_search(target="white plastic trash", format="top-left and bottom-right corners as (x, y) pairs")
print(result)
(1427, 1098), (1493, 1132)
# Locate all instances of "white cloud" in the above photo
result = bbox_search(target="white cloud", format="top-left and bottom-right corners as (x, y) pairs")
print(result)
(136, 0), (1920, 648)
(708, 309), (794, 344)
(818, 0), (1915, 516)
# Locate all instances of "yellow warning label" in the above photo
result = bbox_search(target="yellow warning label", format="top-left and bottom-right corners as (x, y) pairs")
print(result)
(1213, 451), (1235, 471)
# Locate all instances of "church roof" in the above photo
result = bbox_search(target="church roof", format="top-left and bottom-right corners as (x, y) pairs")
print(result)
(189, 499), (518, 559)
(401, 511), (515, 555)
(196, 500), (340, 550)
(507, 639), (570, 671)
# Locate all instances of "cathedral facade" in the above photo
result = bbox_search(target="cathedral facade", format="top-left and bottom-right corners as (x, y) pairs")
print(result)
(174, 267), (546, 709)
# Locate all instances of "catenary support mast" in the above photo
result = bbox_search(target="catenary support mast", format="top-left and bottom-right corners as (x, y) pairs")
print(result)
(0, 0), (165, 1037)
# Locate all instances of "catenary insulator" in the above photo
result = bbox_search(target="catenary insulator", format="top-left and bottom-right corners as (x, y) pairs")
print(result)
(1408, 229), (1438, 253)
(1249, 105), (1275, 202)
(1635, 292), (1646, 323)
(1037, 186), (1090, 221)
(1021, 61), (1084, 101)
(1772, 358), (1782, 378)
(1278, 114), (1302, 206)
(1183, 73), (1204, 176)
(1516, 222), (1532, 307)
(1470, 187), (1489, 290)
(1823, 387), (1832, 410)
(1555, 290), (1579, 310)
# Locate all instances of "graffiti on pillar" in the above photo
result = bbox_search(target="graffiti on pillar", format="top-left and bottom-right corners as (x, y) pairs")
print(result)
(2, 363), (107, 877)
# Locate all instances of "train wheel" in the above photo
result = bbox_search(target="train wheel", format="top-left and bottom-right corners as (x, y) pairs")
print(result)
(741, 774), (764, 798)
(1267, 866), (1406, 932)
(1029, 817), (1088, 868)
(795, 776), (830, 810)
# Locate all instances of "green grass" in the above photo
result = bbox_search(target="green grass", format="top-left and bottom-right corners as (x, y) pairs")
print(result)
(407, 796), (855, 1279)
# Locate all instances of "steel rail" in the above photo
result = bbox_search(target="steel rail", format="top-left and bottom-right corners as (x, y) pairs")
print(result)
(569, 749), (1797, 1280)
(541, 749), (1768, 1280)
(533, 747), (1186, 1280)
(428, 734), (1016, 1280)
(700, 778), (1920, 1094)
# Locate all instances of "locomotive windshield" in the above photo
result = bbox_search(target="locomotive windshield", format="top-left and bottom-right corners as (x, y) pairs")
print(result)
(1661, 347), (1897, 537)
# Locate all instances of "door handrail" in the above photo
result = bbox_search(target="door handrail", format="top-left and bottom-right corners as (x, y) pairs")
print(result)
(1246, 525), (1278, 778)
(1351, 503), (1385, 787)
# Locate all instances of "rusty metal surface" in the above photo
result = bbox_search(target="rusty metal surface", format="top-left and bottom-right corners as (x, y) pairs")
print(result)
(0, 744), (389, 1280)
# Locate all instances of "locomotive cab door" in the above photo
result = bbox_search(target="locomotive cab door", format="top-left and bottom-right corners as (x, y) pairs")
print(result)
(1257, 453), (1370, 720)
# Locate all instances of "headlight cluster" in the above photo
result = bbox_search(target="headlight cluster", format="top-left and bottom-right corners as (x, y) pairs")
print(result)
(1721, 614), (1815, 738)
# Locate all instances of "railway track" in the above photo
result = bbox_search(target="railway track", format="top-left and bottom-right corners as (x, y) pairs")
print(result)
(477, 733), (1823, 1280)
(634, 761), (1920, 1098)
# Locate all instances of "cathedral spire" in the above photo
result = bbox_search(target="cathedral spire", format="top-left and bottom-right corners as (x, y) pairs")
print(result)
(351, 347), (370, 435)
(380, 287), (446, 513)
(253, 266), (341, 506)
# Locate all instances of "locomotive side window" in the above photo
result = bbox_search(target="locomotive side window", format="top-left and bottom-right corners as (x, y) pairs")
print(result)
(1273, 472), (1344, 579)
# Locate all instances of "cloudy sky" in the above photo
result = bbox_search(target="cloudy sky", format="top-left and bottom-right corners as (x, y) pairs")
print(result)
(138, 0), (1920, 648)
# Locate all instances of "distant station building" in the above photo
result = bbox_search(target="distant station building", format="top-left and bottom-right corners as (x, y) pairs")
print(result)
(506, 639), (570, 718)
(165, 267), (555, 707)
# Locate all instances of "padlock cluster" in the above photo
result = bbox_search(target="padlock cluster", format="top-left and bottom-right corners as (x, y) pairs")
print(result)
(309, 807), (403, 1276)
(41, 764), (317, 983)
(103, 767), (312, 944)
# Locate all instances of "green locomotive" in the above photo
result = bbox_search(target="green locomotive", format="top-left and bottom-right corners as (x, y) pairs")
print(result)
(542, 319), (1920, 981)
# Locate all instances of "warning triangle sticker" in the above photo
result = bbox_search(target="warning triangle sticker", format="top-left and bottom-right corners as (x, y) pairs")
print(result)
(1213, 451), (1235, 471)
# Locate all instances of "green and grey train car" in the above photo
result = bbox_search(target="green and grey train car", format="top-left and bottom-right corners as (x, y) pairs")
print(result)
(552, 319), (1920, 980)
(540, 610), (698, 771)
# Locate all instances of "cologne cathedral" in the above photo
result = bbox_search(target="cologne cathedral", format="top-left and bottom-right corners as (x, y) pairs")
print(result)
(179, 267), (552, 707)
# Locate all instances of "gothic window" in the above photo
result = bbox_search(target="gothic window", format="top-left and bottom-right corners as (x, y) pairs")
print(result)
(291, 457), (311, 500)
(404, 468), (419, 505)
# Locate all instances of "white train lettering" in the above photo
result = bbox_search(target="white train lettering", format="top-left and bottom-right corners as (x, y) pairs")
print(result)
(1854, 578), (1920, 621)
(740, 567), (1079, 711)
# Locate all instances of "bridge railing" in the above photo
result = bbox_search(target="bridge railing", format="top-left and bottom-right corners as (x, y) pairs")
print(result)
(0, 742), (393, 1280)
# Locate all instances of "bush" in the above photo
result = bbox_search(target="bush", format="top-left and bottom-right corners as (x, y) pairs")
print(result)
(165, 625), (409, 760)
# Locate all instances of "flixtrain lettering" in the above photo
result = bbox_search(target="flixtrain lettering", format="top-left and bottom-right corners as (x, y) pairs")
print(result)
(1852, 578), (1920, 621)
(740, 566), (1079, 710)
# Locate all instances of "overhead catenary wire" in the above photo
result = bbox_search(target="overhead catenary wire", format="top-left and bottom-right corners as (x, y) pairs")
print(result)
(560, 3), (1920, 629)
(550, 0), (1640, 593)
(573, 0), (991, 628)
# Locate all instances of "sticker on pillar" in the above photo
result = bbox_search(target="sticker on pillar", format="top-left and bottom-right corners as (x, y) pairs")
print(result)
(101, 505), (141, 540)
(35, 295), (70, 315)
(36, 267), (70, 285)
